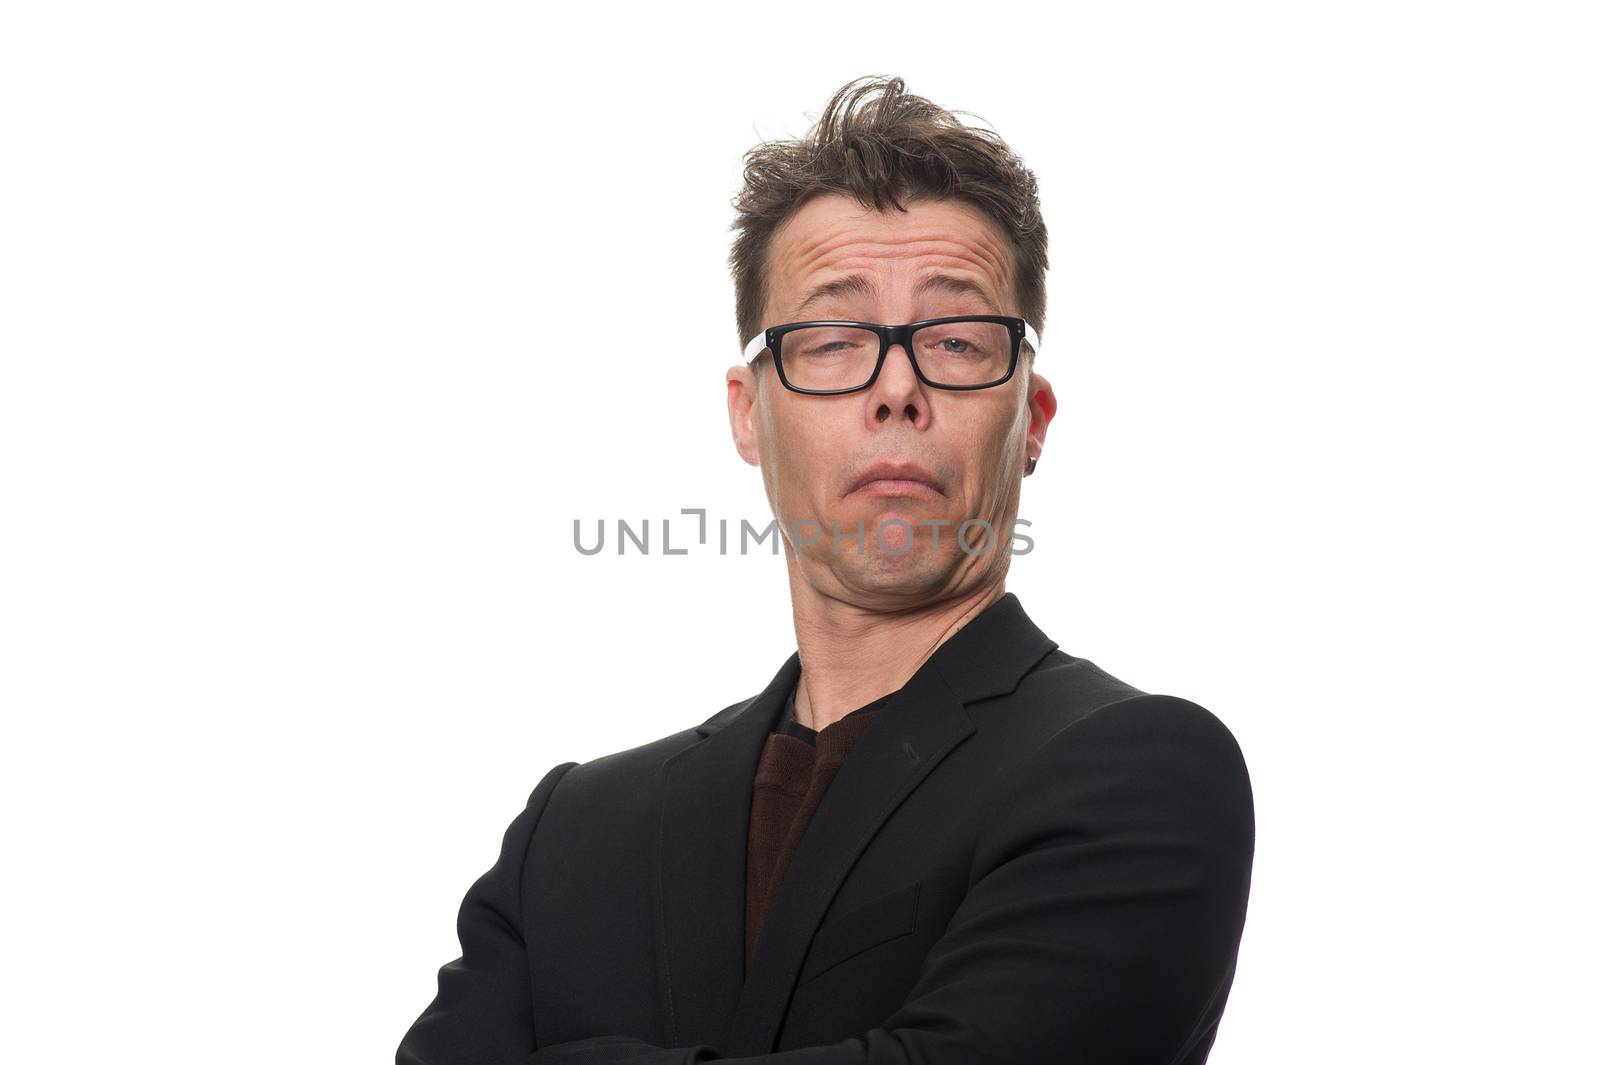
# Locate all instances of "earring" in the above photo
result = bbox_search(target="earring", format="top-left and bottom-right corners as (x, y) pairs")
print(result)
(1025, 456), (1038, 476)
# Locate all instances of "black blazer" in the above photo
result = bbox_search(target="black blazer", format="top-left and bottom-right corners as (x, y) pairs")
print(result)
(397, 593), (1255, 1064)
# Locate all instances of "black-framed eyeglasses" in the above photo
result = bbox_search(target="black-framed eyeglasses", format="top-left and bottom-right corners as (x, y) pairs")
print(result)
(741, 315), (1041, 396)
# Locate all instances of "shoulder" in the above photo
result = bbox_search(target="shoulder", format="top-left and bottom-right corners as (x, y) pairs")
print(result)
(1005, 650), (1249, 777)
(522, 685), (768, 811)
(543, 723), (703, 799)
(1045, 690), (1253, 817)
(1065, 691), (1251, 777)
(976, 687), (1255, 867)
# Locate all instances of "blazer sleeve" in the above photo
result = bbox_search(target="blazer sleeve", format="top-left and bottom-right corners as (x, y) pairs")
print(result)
(397, 758), (581, 1065)
(527, 693), (1255, 1065)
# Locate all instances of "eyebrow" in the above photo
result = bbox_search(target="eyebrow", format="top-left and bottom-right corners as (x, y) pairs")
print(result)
(790, 273), (1003, 319)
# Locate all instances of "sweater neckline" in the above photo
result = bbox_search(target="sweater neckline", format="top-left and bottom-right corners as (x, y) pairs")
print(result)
(775, 682), (894, 745)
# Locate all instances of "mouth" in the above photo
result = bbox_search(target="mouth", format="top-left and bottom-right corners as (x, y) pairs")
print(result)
(846, 462), (946, 500)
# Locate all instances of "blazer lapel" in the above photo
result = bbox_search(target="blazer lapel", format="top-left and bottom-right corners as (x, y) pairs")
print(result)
(653, 651), (800, 1049)
(720, 660), (973, 1054)
(654, 593), (1059, 1055)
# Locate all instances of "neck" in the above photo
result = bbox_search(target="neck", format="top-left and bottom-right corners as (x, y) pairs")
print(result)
(785, 572), (1007, 732)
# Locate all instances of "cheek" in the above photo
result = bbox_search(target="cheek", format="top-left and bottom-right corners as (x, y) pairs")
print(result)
(1001, 403), (1033, 458)
(760, 409), (837, 508)
(959, 407), (1027, 478)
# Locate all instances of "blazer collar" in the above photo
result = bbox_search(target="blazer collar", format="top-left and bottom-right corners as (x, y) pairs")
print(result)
(654, 591), (1058, 1054)
(692, 592), (1056, 738)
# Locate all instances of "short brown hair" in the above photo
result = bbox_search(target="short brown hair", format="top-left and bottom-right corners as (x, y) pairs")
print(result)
(729, 75), (1049, 358)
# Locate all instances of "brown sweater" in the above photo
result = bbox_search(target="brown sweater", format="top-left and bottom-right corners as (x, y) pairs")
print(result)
(745, 682), (891, 972)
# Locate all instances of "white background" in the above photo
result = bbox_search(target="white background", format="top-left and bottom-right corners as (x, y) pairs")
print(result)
(2, 3), (1595, 1062)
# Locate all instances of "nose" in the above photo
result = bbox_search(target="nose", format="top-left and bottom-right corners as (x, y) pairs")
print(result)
(869, 340), (928, 424)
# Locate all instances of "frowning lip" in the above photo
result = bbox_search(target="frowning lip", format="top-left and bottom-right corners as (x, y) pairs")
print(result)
(846, 461), (946, 498)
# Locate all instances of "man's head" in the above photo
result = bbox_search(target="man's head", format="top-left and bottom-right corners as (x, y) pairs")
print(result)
(725, 76), (1057, 610)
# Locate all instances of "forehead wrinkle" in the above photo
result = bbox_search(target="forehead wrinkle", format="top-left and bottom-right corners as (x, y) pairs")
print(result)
(783, 238), (1014, 315)
(767, 200), (1019, 320)
(791, 226), (1007, 276)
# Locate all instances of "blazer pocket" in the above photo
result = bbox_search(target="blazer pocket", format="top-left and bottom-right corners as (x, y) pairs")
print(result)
(801, 881), (922, 985)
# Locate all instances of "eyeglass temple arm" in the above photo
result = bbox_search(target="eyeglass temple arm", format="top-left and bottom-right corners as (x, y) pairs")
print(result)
(741, 320), (1041, 364)
(1022, 320), (1040, 358)
(742, 331), (769, 363)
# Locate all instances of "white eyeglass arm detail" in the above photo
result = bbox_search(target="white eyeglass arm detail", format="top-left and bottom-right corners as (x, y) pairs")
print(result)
(741, 320), (1041, 363)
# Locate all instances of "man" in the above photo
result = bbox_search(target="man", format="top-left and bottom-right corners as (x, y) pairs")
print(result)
(397, 76), (1254, 1065)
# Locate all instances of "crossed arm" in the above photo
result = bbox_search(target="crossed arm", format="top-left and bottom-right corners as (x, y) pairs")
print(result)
(398, 694), (1256, 1065)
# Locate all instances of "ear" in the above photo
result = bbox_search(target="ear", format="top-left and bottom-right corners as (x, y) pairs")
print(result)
(726, 363), (762, 467)
(1024, 369), (1058, 471)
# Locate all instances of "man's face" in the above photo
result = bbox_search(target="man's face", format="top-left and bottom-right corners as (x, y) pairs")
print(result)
(727, 193), (1057, 607)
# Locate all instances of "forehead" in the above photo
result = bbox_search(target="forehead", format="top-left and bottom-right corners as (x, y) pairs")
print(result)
(765, 193), (1016, 317)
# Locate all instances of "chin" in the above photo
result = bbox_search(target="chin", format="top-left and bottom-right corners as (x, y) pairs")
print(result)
(836, 565), (950, 605)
